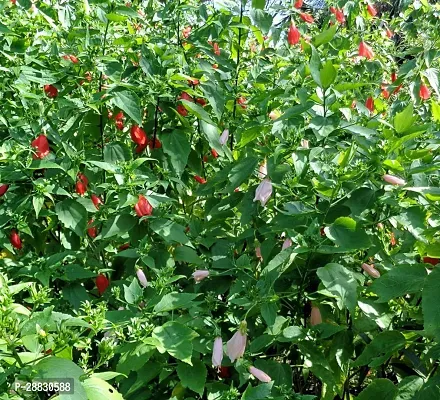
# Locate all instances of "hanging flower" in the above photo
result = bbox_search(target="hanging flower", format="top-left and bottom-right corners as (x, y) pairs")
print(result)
(253, 179), (272, 206)
(226, 321), (247, 362)
(212, 337), (223, 367)
(310, 306), (322, 326)
(258, 161), (267, 179)
(361, 263), (380, 278)
(420, 84), (431, 100)
(130, 125), (147, 146)
(194, 176), (207, 184)
(10, 229), (22, 250)
(300, 13), (314, 23)
(358, 41), (374, 59)
(31, 135), (50, 159)
(288, 24), (300, 46)
(192, 270), (209, 282)
(294, 0), (303, 8)
(134, 194), (153, 217)
(282, 238), (292, 250)
(383, 174), (406, 186)
(365, 97), (374, 113)
(367, 4), (377, 17)
(219, 129), (229, 145)
(249, 366), (272, 383)
(0, 184), (9, 197)
(136, 268), (148, 288)
(96, 274), (109, 295)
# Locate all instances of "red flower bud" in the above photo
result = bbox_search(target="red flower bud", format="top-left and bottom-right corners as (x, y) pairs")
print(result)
(91, 194), (103, 209)
(31, 135), (50, 159)
(148, 137), (162, 149)
(423, 257), (439, 266)
(134, 194), (153, 217)
(365, 97), (374, 113)
(96, 274), (109, 295)
(196, 98), (207, 106)
(76, 181), (87, 196)
(358, 41), (374, 59)
(194, 175), (207, 184)
(300, 13), (314, 23)
(115, 111), (124, 121)
(367, 4), (377, 17)
(115, 120), (124, 131)
(211, 149), (219, 158)
(10, 229), (22, 250)
(188, 78), (199, 85)
(212, 42), (220, 56)
(294, 0), (303, 8)
(130, 125), (147, 146)
(178, 92), (193, 102)
(69, 55), (79, 63)
(420, 84), (430, 100)
(391, 72), (397, 82)
(43, 84), (58, 98)
(288, 24), (300, 46)
(237, 96), (247, 109)
(0, 184), (9, 197)
(119, 243), (130, 251)
(77, 173), (89, 186)
(177, 104), (188, 116)
(87, 219), (97, 238)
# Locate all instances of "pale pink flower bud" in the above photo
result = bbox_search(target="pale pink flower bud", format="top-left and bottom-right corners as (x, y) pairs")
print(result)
(300, 139), (309, 148)
(212, 337), (223, 367)
(192, 269), (210, 283)
(377, 223), (384, 230)
(361, 263), (380, 278)
(136, 268), (148, 287)
(258, 161), (267, 179)
(219, 129), (229, 145)
(249, 366), (272, 383)
(268, 110), (281, 120)
(253, 179), (272, 206)
(383, 174), (406, 186)
(255, 247), (262, 259)
(118, 306), (125, 310)
(282, 238), (292, 250)
(310, 306), (322, 326)
(226, 321), (247, 362)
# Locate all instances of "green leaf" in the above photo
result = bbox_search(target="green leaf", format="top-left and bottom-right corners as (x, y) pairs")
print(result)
(150, 219), (192, 247)
(123, 278), (143, 305)
(242, 382), (274, 400)
(153, 292), (199, 313)
(174, 246), (203, 265)
(394, 103), (415, 134)
(162, 130), (190, 178)
(357, 379), (398, 400)
(99, 214), (137, 239)
(312, 25), (337, 47)
(423, 267), (440, 342)
(249, 9), (273, 34)
(317, 263), (358, 312)
(29, 160), (65, 171)
(320, 60), (337, 89)
(353, 331), (406, 367)
(116, 342), (155, 374)
(422, 68), (440, 98)
(177, 358), (207, 396)
(152, 321), (198, 364)
(104, 142), (131, 163)
(82, 378), (123, 400)
(252, 0), (265, 9)
(396, 376), (424, 400)
(431, 101), (440, 122)
(111, 89), (142, 125)
(309, 116), (339, 140)
(201, 82), (225, 121)
(324, 217), (371, 251)
(225, 156), (259, 192)
(261, 302), (277, 326)
(55, 199), (88, 237)
(34, 357), (87, 400)
(370, 264), (427, 303)
(181, 100), (216, 125)
(33, 196), (44, 218)
(20, 66), (60, 84)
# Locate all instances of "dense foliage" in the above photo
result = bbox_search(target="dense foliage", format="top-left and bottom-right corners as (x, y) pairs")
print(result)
(1, 0), (440, 399)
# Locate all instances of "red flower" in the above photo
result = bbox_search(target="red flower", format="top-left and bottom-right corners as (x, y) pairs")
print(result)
(196, 98), (207, 106)
(335, 9), (345, 23)
(300, 13), (314, 23)
(393, 84), (402, 94)
(31, 135), (50, 159)
(115, 120), (124, 131)
(329, 6), (336, 13)
(212, 64), (219, 69)
(178, 92), (193, 102)
(367, 4), (377, 17)
(87, 219), (97, 238)
(76, 181), (87, 196)
(77, 173), (89, 186)
(135, 143), (147, 153)
(213, 42), (220, 56)
(194, 175), (207, 184)
(0, 184), (9, 197)
(62, 55), (70, 60)
(420, 84), (430, 100)
(320, 227), (326, 237)
(381, 83), (390, 99)
(148, 137), (162, 149)
(423, 257), (439, 266)
(391, 72), (397, 82)
(177, 104), (188, 116)
(119, 243), (130, 251)
(211, 149), (219, 158)
(108, 111), (113, 119)
(218, 366), (230, 378)
(11, 0), (16, 4)
(203, 155), (208, 163)
(91, 194), (103, 209)
(130, 125), (147, 146)
(358, 41), (374, 59)
(188, 78), (199, 85)
(69, 55), (79, 63)
(237, 96), (247, 109)
(10, 229), (22, 250)
(294, 0), (303, 8)
(386, 28), (393, 38)
(288, 24), (300, 46)
(390, 232), (397, 246)
(115, 111), (124, 121)
(84, 72), (92, 81)
(96, 274), (109, 295)
(134, 194), (153, 217)
(365, 97), (374, 112)
(43, 84), (58, 98)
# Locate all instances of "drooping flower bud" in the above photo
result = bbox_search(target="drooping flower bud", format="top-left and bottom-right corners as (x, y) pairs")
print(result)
(269, 110), (281, 120)
(367, 4), (377, 17)
(134, 194), (153, 217)
(287, 24), (300, 46)
(192, 270), (209, 283)
(282, 238), (292, 250)
(219, 129), (229, 145)
(130, 125), (147, 146)
(255, 247), (262, 259)
(226, 321), (247, 362)
(383, 174), (406, 186)
(300, 139), (310, 148)
(91, 194), (103, 209)
(96, 274), (109, 295)
(211, 149), (219, 158)
(294, 0), (303, 8)
(31, 135), (50, 159)
(76, 181), (87, 196)
(43, 84), (58, 98)
(310, 306), (322, 326)
(136, 268), (148, 287)
(212, 337), (223, 367)
(87, 219), (97, 238)
(358, 41), (374, 59)
(420, 84), (431, 100)
(253, 179), (272, 206)
(177, 104), (188, 116)
(258, 161), (267, 179)
(300, 13), (314, 23)
(0, 184), (9, 197)
(10, 229), (22, 250)
(365, 96), (374, 113)
(361, 263), (380, 278)
(194, 175), (207, 184)
(249, 366), (272, 383)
